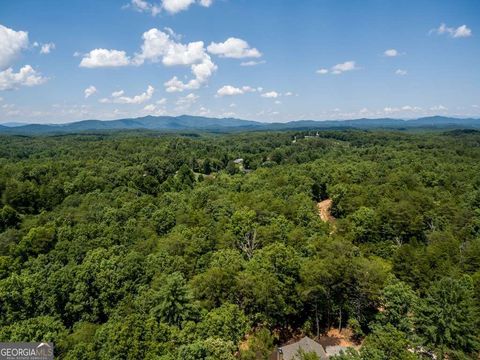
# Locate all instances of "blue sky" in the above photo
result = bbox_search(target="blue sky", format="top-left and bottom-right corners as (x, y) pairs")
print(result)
(0, 0), (479, 123)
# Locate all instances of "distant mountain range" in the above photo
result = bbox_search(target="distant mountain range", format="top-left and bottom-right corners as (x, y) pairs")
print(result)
(1, 115), (480, 134)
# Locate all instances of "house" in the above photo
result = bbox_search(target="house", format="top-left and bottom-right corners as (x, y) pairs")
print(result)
(270, 336), (328, 360)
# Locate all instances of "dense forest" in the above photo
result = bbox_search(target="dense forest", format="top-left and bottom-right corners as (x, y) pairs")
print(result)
(0, 129), (479, 359)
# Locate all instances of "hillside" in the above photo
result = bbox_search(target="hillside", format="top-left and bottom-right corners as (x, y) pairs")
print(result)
(0, 130), (479, 359)
(1, 115), (480, 135)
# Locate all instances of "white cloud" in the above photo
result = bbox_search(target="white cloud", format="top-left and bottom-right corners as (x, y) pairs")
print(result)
(99, 85), (154, 104)
(275, 100), (281, 105)
(0, 65), (47, 90)
(133, 28), (217, 92)
(395, 69), (407, 76)
(143, 104), (156, 112)
(198, 0), (213, 6)
(384, 49), (398, 57)
(240, 60), (266, 66)
(112, 90), (125, 97)
(383, 107), (399, 114)
(134, 29), (205, 65)
(84, 85), (97, 98)
(242, 86), (257, 93)
(40, 42), (55, 54)
(125, 0), (214, 15)
(142, 102), (167, 115)
(162, 0), (195, 13)
(316, 61), (358, 75)
(431, 23), (472, 38)
(216, 85), (257, 97)
(452, 25), (472, 38)
(430, 105), (448, 111)
(129, 0), (162, 16)
(284, 92), (294, 96)
(156, 98), (167, 105)
(316, 68), (329, 75)
(217, 85), (244, 96)
(80, 49), (130, 68)
(176, 93), (198, 107)
(0, 24), (29, 70)
(261, 91), (279, 98)
(207, 37), (262, 58)
(331, 61), (357, 74)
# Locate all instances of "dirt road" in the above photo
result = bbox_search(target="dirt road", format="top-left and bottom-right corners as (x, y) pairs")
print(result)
(317, 198), (335, 223)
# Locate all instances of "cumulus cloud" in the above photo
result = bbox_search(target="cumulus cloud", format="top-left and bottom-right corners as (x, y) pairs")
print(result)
(431, 23), (472, 38)
(207, 38), (262, 58)
(143, 104), (166, 115)
(162, 0), (195, 13)
(217, 85), (243, 96)
(81, 28), (217, 91)
(430, 105), (448, 111)
(240, 60), (266, 66)
(133, 28), (217, 92)
(125, 0), (214, 15)
(176, 93), (199, 107)
(331, 61), (357, 74)
(112, 90), (125, 97)
(0, 24), (29, 70)
(198, 0), (213, 6)
(384, 49), (399, 57)
(80, 49), (131, 68)
(216, 85), (257, 97)
(40, 42), (55, 54)
(0, 65), (47, 90)
(316, 61), (358, 75)
(129, 0), (162, 16)
(395, 69), (407, 76)
(134, 29), (205, 66)
(84, 85), (97, 98)
(99, 85), (154, 104)
(261, 91), (279, 98)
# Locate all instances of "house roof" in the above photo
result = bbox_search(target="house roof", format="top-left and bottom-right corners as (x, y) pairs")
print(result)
(274, 336), (328, 360)
(325, 345), (351, 357)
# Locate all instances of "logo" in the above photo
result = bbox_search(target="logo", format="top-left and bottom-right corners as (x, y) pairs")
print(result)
(0, 343), (54, 360)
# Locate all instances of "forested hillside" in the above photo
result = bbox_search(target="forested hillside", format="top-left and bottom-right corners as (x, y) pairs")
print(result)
(0, 130), (479, 359)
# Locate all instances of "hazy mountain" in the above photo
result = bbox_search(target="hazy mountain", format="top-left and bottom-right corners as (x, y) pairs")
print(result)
(0, 115), (479, 135)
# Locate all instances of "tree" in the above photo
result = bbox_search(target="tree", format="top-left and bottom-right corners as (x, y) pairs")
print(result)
(0, 205), (20, 232)
(230, 209), (259, 259)
(415, 276), (480, 357)
(198, 303), (250, 345)
(153, 208), (176, 235)
(151, 272), (192, 327)
(239, 328), (274, 360)
(377, 277), (418, 334)
(17, 225), (56, 258)
(334, 324), (420, 360)
(177, 337), (236, 360)
(177, 165), (195, 189)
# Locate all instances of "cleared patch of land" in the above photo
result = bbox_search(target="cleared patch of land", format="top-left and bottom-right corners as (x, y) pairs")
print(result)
(317, 198), (335, 223)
